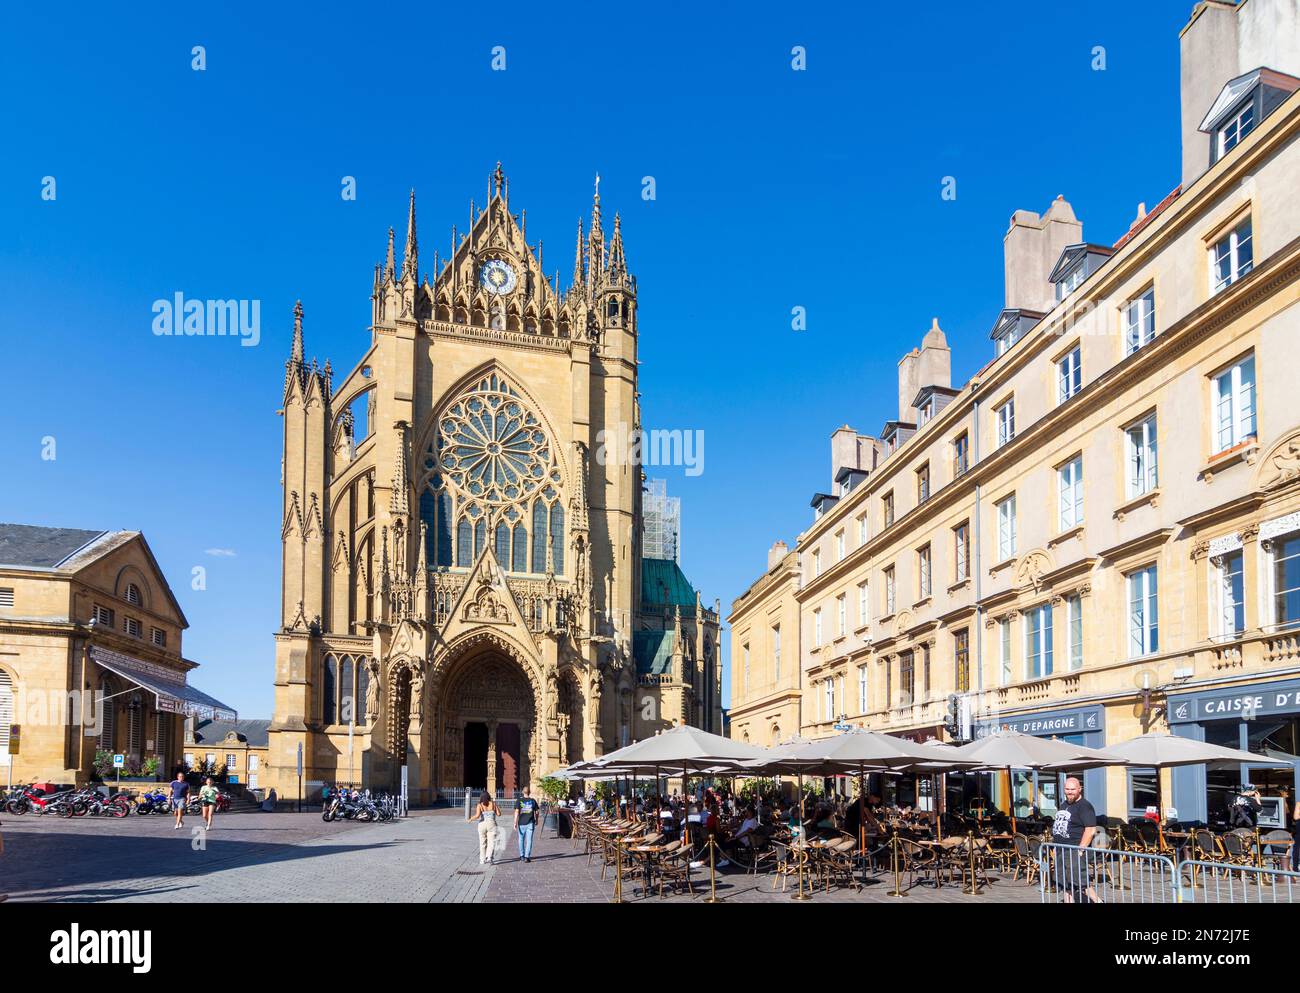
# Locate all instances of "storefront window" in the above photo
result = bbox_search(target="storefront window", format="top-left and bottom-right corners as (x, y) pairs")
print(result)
(1129, 768), (1158, 815)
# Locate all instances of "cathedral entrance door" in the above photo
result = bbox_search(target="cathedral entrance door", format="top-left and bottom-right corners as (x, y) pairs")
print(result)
(463, 722), (488, 790)
(496, 723), (520, 795)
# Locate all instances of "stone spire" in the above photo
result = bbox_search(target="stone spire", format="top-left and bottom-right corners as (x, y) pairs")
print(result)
(572, 217), (585, 290)
(401, 190), (418, 283)
(607, 212), (626, 278)
(384, 227), (396, 283)
(290, 300), (304, 365)
(390, 422), (409, 517)
(587, 173), (604, 288)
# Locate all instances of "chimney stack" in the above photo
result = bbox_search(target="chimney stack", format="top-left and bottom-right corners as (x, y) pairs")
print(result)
(1003, 196), (1082, 313)
(767, 540), (788, 571)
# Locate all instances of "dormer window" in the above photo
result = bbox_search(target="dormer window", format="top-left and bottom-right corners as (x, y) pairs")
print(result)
(1056, 264), (1087, 301)
(1219, 100), (1256, 156)
(918, 398), (934, 426)
(1049, 244), (1114, 303)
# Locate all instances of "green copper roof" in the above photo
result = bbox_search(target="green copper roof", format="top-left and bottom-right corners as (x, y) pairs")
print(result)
(641, 557), (697, 609)
(633, 629), (675, 676)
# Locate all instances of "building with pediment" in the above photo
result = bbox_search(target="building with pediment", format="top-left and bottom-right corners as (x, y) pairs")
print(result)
(266, 167), (721, 803)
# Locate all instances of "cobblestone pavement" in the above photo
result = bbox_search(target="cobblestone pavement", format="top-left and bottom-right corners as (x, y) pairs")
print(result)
(0, 808), (499, 903)
(0, 810), (1046, 903)
(484, 830), (1044, 904)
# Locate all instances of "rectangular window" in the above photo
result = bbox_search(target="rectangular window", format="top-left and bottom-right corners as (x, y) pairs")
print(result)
(1218, 550), (1245, 638)
(997, 494), (1017, 560)
(917, 464), (931, 504)
(1024, 603), (1054, 679)
(996, 399), (1015, 448)
(999, 618), (1012, 686)
(857, 514), (867, 545)
(900, 650), (915, 705)
(150, 627), (167, 648)
(954, 629), (970, 693)
(917, 544), (931, 598)
(858, 582), (868, 625)
(1219, 101), (1256, 157)
(922, 643), (932, 697)
(249, 754), (258, 772)
(772, 625), (782, 681)
(858, 666), (868, 713)
(184, 753), (194, 770)
(837, 594), (847, 637)
(92, 603), (115, 627)
(883, 492), (895, 529)
(1128, 565), (1159, 657)
(954, 523), (970, 581)
(743, 644), (750, 694)
(1213, 355), (1256, 454)
(0, 588), (13, 607)
(813, 548), (822, 577)
(1125, 289), (1156, 355)
(1273, 534), (1300, 631)
(1126, 414), (1158, 497)
(814, 609), (823, 647)
(824, 681), (834, 722)
(225, 753), (237, 769)
(1066, 594), (1083, 671)
(953, 433), (969, 477)
(835, 531), (845, 562)
(884, 567), (896, 615)
(124, 616), (142, 638)
(1058, 456), (1084, 530)
(1211, 219), (1253, 294)
(884, 658), (892, 709)
(1058, 347), (1082, 404)
(918, 399), (935, 426)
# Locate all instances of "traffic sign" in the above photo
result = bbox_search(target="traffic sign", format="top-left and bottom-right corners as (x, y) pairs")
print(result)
(112, 753), (125, 769)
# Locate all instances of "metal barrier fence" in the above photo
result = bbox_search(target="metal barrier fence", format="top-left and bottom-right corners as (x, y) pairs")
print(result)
(1038, 843), (1182, 904)
(1180, 860), (1300, 903)
(1039, 843), (1300, 903)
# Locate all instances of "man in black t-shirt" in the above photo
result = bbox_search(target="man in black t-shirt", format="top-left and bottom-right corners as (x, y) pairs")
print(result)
(1050, 776), (1098, 903)
(514, 787), (541, 863)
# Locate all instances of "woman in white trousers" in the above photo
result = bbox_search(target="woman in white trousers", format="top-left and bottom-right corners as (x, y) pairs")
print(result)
(469, 791), (501, 865)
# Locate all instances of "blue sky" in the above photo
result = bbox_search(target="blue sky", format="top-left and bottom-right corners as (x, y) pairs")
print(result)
(0, 1), (1196, 717)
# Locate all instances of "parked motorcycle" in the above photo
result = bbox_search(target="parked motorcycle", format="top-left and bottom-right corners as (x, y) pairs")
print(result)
(134, 788), (173, 815)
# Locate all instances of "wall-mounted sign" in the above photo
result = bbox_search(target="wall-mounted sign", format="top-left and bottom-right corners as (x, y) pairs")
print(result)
(975, 705), (1104, 738)
(1168, 678), (1300, 723)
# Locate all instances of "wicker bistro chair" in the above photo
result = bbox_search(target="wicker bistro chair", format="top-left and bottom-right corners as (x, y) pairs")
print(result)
(1010, 834), (1040, 885)
(819, 836), (863, 893)
(1261, 830), (1293, 870)
(898, 838), (940, 889)
(770, 840), (809, 893)
(655, 839), (697, 897)
(1221, 830), (1257, 867)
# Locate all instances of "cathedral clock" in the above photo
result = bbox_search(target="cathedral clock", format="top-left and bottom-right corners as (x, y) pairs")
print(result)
(479, 259), (517, 295)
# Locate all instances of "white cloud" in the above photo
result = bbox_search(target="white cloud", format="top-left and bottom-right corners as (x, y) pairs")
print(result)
(204, 548), (237, 558)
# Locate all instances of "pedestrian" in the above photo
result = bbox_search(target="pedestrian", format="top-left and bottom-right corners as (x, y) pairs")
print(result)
(1291, 796), (1300, 873)
(199, 776), (219, 829)
(170, 771), (190, 830)
(515, 785), (540, 863)
(1050, 776), (1099, 903)
(469, 790), (501, 865)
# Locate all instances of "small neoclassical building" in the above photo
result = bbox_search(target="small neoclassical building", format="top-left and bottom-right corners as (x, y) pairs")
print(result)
(0, 524), (234, 785)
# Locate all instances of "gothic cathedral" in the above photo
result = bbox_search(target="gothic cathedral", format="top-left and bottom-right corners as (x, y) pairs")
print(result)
(266, 167), (722, 803)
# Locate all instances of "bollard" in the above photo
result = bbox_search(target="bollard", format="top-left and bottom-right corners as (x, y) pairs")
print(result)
(612, 836), (624, 904)
(964, 832), (980, 896)
(792, 830), (811, 901)
(888, 829), (907, 898)
(706, 837), (719, 904)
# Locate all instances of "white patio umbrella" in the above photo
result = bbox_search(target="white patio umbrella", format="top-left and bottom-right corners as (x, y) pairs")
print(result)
(951, 730), (1127, 832)
(1101, 732), (1263, 826)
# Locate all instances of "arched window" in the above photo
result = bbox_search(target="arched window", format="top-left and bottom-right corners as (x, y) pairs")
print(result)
(435, 491), (452, 567)
(357, 661), (370, 725)
(123, 583), (143, 606)
(127, 693), (143, 756)
(323, 655), (338, 725)
(339, 656), (354, 723)
(0, 669), (13, 759)
(495, 523), (510, 565)
(512, 522), (527, 573)
(550, 503), (566, 575)
(532, 501), (547, 572)
(473, 520), (486, 558)
(419, 489), (437, 562)
(457, 520), (472, 567)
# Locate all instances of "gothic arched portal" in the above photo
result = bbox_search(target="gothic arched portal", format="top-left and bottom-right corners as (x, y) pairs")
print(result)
(437, 650), (537, 796)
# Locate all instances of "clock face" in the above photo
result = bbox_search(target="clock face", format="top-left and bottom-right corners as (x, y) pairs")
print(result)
(480, 259), (517, 295)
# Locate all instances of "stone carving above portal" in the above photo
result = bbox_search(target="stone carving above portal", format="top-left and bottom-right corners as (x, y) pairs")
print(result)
(1014, 548), (1054, 592)
(464, 582), (511, 623)
(1258, 429), (1300, 491)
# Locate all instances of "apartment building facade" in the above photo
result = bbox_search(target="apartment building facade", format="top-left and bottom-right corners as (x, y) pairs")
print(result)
(729, 0), (1300, 827)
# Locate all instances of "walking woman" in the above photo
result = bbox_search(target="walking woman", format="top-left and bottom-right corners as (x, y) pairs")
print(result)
(199, 776), (219, 830)
(469, 791), (501, 865)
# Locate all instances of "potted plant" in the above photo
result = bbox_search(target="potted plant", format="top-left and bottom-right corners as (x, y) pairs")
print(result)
(538, 775), (568, 830)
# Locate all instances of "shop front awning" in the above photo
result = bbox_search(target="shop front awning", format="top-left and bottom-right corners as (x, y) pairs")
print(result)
(89, 646), (236, 721)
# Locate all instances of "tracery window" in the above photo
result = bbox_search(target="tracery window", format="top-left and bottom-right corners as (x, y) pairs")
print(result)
(420, 372), (565, 574)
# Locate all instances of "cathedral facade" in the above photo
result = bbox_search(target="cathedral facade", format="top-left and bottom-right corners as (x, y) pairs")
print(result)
(265, 167), (722, 803)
